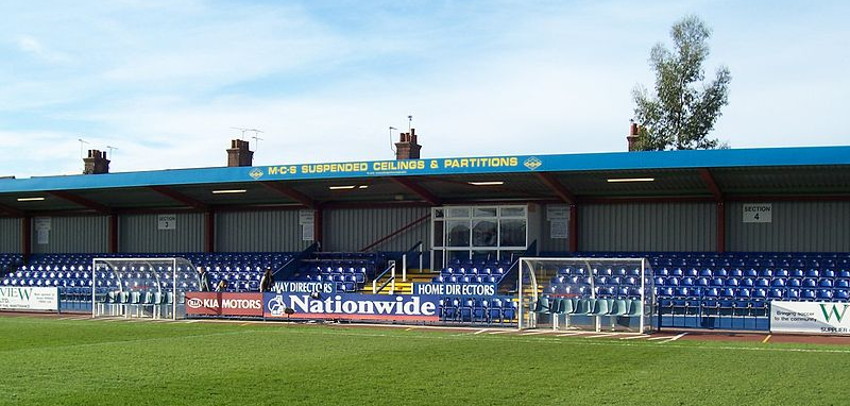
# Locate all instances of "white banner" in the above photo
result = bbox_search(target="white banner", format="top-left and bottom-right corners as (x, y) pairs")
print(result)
(770, 301), (850, 335)
(0, 287), (59, 311)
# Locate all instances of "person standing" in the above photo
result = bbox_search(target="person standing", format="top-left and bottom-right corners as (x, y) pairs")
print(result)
(197, 266), (211, 292)
(260, 268), (275, 292)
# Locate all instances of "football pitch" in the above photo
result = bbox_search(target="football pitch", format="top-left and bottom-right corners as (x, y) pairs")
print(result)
(0, 316), (848, 406)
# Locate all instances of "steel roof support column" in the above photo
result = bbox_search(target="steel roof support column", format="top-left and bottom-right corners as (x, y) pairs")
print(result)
(21, 216), (31, 261)
(569, 204), (579, 253)
(314, 208), (323, 247)
(534, 172), (578, 253)
(699, 168), (726, 254)
(204, 211), (215, 253)
(108, 214), (119, 253)
(717, 202), (726, 253)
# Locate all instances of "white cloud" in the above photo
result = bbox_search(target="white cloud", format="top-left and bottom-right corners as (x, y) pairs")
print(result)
(0, 0), (849, 178)
(15, 35), (69, 63)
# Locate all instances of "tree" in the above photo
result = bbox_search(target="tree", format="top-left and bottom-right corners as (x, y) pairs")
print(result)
(632, 16), (731, 150)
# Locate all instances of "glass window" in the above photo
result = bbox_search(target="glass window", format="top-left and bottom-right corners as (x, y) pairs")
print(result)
(474, 207), (497, 217)
(446, 221), (470, 247)
(433, 221), (444, 247)
(447, 207), (470, 218)
(472, 220), (497, 247)
(434, 209), (444, 218)
(500, 206), (526, 217)
(500, 219), (526, 247)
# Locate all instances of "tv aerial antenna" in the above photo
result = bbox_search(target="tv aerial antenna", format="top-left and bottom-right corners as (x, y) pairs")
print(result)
(231, 127), (264, 150)
(388, 126), (397, 153)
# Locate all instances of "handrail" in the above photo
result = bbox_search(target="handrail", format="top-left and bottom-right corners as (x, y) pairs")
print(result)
(399, 241), (424, 282)
(274, 241), (319, 279)
(359, 214), (430, 252)
(498, 240), (538, 293)
(372, 260), (396, 294)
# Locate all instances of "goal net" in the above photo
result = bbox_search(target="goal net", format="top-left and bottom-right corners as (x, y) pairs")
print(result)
(90, 257), (196, 320)
(517, 257), (655, 333)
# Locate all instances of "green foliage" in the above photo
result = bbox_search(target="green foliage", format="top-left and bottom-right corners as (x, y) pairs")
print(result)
(633, 16), (731, 150)
(1, 316), (850, 405)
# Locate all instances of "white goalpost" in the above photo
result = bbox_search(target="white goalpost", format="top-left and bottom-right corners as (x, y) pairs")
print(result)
(517, 257), (655, 333)
(90, 257), (196, 320)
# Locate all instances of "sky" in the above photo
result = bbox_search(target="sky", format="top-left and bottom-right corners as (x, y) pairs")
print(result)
(0, 0), (847, 177)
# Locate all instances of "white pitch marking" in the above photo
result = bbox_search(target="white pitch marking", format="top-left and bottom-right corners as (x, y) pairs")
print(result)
(557, 332), (584, 337)
(662, 333), (688, 343)
(520, 331), (547, 336)
(620, 335), (651, 340)
(585, 334), (616, 339)
(473, 329), (488, 335)
(487, 331), (509, 335)
(646, 335), (674, 341)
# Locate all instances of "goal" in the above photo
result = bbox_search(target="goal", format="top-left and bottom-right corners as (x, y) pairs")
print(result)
(90, 257), (196, 320)
(517, 257), (655, 333)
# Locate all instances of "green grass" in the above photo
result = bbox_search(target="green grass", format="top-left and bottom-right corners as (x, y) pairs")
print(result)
(1, 316), (849, 406)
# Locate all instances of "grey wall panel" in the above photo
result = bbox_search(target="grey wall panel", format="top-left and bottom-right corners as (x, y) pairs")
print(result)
(32, 216), (108, 254)
(216, 210), (309, 252)
(0, 218), (22, 253)
(323, 207), (430, 252)
(728, 201), (850, 252)
(539, 204), (570, 252)
(120, 213), (203, 253)
(579, 203), (716, 253)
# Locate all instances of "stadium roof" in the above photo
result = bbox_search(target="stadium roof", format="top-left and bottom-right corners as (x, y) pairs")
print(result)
(1, 145), (849, 216)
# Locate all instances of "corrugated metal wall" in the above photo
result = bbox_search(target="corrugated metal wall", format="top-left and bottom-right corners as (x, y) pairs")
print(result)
(0, 218), (22, 253)
(120, 213), (204, 253)
(216, 210), (310, 252)
(539, 204), (569, 252)
(32, 216), (108, 253)
(323, 207), (430, 252)
(579, 203), (716, 252)
(728, 201), (850, 252)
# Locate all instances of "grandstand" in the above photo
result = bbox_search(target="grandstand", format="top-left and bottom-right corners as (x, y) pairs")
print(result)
(1, 142), (849, 334)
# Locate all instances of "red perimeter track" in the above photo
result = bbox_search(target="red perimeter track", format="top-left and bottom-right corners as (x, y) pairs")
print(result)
(4, 311), (850, 346)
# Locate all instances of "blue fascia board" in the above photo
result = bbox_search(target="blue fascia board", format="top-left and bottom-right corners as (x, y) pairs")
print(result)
(1, 145), (848, 194)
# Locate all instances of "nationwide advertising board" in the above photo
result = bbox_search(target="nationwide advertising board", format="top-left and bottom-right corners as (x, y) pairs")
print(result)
(264, 293), (440, 322)
(185, 292), (264, 317)
(0, 286), (58, 311)
(770, 301), (850, 335)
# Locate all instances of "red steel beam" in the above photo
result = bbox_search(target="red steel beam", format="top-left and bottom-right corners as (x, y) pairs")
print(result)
(699, 168), (724, 201)
(259, 181), (317, 209)
(0, 202), (24, 217)
(48, 190), (112, 214)
(389, 177), (441, 206)
(534, 172), (576, 204)
(148, 186), (209, 210)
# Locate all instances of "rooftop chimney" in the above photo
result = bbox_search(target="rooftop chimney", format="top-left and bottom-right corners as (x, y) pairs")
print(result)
(83, 149), (110, 174)
(395, 128), (422, 160)
(227, 139), (253, 167)
(627, 122), (640, 152)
